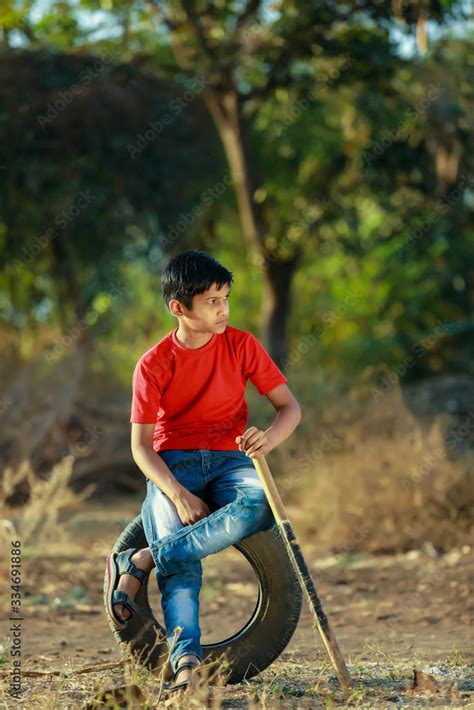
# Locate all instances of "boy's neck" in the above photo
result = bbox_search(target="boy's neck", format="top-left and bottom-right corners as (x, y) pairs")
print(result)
(175, 325), (214, 350)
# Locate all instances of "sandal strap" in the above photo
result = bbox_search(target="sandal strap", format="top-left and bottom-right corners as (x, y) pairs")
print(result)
(112, 590), (146, 616)
(166, 679), (192, 693)
(112, 589), (132, 606)
(116, 549), (147, 584)
(124, 597), (146, 616)
(125, 563), (147, 585)
(167, 660), (202, 693)
(175, 662), (200, 672)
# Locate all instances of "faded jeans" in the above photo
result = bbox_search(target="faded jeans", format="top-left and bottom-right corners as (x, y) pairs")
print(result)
(140, 448), (275, 673)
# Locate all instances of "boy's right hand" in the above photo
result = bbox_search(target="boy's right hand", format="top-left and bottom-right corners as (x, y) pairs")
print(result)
(174, 488), (211, 526)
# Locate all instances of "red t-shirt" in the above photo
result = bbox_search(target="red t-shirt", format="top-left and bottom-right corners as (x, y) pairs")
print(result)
(130, 324), (288, 452)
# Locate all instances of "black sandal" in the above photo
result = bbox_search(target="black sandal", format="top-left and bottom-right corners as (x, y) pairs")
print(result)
(105, 548), (148, 630)
(164, 658), (202, 697)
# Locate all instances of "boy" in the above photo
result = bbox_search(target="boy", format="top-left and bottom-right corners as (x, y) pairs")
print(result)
(105, 250), (301, 698)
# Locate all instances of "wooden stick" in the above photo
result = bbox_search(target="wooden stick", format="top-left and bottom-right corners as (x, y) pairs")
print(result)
(0, 660), (127, 678)
(252, 454), (353, 690)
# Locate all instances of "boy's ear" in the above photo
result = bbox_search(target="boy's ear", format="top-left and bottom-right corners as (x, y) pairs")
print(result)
(168, 298), (179, 317)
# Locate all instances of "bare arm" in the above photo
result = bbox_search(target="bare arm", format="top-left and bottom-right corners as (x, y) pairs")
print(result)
(131, 423), (210, 524)
(263, 383), (302, 448)
(236, 383), (302, 457)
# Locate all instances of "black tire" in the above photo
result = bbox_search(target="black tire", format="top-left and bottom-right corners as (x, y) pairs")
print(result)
(103, 514), (302, 684)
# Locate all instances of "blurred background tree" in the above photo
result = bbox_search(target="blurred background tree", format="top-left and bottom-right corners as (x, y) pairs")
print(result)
(0, 0), (472, 380)
(0, 0), (472, 553)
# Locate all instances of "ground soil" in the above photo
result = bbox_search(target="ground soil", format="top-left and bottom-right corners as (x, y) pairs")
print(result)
(0, 496), (472, 708)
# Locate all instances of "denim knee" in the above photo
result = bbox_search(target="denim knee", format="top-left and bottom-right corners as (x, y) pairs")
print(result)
(240, 486), (270, 508)
(156, 561), (202, 590)
(238, 487), (275, 534)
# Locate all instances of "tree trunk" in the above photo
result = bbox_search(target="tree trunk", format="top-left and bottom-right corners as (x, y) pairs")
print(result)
(262, 254), (300, 370)
(49, 230), (89, 326)
(205, 88), (297, 368)
(205, 90), (264, 247)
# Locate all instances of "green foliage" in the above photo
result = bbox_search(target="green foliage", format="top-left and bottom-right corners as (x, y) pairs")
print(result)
(0, 2), (472, 383)
(0, 47), (225, 334)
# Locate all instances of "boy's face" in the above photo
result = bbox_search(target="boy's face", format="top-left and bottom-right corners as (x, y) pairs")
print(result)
(171, 282), (231, 333)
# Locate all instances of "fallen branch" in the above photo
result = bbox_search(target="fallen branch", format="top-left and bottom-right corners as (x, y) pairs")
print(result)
(0, 659), (128, 678)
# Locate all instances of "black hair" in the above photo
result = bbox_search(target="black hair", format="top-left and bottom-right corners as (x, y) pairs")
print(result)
(161, 250), (234, 311)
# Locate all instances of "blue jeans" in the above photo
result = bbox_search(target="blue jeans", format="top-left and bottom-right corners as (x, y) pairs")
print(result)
(140, 448), (275, 673)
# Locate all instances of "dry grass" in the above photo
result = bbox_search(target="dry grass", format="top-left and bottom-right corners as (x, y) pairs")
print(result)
(1, 456), (95, 547)
(271, 380), (473, 556)
(0, 647), (471, 708)
(0, 375), (472, 707)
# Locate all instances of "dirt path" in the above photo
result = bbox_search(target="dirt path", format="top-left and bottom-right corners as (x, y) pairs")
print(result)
(1, 498), (472, 708)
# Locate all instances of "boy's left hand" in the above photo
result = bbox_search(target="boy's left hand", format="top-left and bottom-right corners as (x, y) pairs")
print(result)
(235, 427), (274, 458)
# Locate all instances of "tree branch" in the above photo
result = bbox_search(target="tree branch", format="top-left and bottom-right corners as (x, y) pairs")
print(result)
(180, 0), (219, 63)
(235, 0), (262, 30)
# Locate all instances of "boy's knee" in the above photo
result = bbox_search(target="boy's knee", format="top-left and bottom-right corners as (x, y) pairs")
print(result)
(156, 559), (202, 587)
(240, 485), (266, 502)
(239, 486), (274, 528)
(243, 486), (271, 511)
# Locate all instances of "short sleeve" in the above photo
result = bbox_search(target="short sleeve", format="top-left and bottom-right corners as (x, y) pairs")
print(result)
(130, 358), (162, 423)
(242, 332), (288, 396)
